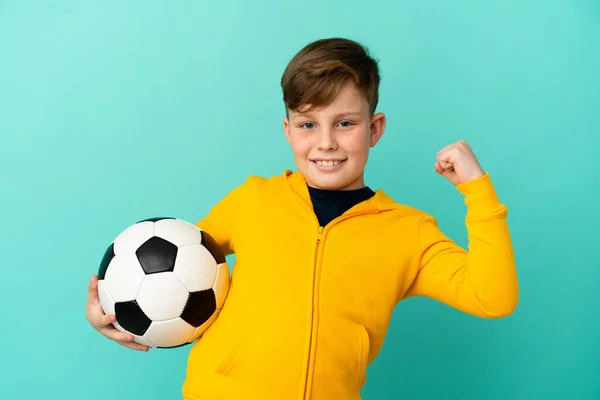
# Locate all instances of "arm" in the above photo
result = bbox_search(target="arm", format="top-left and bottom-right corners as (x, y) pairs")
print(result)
(404, 172), (519, 318)
(84, 177), (251, 352)
(195, 177), (250, 257)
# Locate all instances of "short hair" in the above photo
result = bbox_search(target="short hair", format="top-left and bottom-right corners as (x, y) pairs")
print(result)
(281, 38), (380, 116)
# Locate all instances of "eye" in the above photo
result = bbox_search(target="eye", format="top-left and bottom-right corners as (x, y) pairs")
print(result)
(300, 122), (316, 129)
(338, 121), (353, 128)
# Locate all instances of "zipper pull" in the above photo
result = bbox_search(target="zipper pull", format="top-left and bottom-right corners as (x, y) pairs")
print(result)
(317, 226), (323, 242)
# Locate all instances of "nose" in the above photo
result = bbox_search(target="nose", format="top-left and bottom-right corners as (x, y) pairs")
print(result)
(317, 128), (338, 150)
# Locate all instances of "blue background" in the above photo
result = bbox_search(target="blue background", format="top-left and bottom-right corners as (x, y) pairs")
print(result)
(1, 1), (598, 399)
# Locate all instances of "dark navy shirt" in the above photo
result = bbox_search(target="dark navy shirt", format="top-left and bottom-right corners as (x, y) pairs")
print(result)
(307, 185), (375, 227)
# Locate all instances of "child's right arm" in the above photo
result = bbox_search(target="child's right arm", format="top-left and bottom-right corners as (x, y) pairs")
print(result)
(193, 176), (252, 257)
(84, 177), (250, 350)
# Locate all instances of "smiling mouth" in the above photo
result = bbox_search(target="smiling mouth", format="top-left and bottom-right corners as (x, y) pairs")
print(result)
(311, 159), (345, 167)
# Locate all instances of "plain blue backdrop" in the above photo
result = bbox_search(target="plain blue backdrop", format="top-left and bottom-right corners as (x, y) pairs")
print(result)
(1, 1), (598, 399)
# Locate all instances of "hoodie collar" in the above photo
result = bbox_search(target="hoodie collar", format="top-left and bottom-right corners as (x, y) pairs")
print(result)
(283, 169), (399, 213)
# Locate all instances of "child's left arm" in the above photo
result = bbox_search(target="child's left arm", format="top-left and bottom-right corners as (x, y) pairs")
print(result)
(403, 140), (519, 318)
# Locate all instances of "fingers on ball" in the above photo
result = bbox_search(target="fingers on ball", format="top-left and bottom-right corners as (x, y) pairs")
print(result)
(106, 329), (133, 342)
(117, 340), (146, 351)
(99, 313), (115, 326)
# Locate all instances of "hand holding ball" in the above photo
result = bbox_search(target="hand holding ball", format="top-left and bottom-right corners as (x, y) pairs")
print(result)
(96, 217), (230, 348)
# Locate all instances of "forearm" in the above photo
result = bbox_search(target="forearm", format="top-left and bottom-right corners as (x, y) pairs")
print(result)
(459, 173), (519, 316)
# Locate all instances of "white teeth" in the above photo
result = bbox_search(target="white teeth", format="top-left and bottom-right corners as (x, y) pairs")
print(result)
(315, 160), (340, 167)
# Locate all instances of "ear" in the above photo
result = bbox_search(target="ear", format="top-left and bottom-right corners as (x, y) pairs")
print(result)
(283, 116), (291, 143)
(369, 112), (386, 147)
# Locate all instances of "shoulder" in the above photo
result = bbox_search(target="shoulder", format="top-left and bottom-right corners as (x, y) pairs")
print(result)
(372, 189), (440, 239)
(229, 170), (294, 199)
(237, 170), (290, 189)
(374, 189), (433, 220)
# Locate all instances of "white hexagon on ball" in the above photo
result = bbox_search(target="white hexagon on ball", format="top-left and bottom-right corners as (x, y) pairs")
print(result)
(97, 280), (115, 315)
(154, 218), (202, 247)
(143, 318), (196, 348)
(131, 334), (154, 348)
(104, 254), (146, 302)
(174, 243), (218, 292)
(137, 272), (189, 321)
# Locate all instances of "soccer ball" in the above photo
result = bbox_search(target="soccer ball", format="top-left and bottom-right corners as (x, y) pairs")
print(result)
(96, 217), (229, 348)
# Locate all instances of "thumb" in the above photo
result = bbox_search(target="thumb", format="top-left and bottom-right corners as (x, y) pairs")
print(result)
(87, 275), (100, 305)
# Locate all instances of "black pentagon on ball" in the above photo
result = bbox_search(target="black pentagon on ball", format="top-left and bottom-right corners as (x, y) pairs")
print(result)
(181, 289), (217, 328)
(136, 216), (175, 223)
(115, 300), (152, 336)
(201, 230), (226, 264)
(135, 236), (178, 274)
(98, 242), (115, 280)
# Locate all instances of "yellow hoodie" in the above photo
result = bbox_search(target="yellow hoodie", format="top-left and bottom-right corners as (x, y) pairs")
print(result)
(182, 170), (518, 400)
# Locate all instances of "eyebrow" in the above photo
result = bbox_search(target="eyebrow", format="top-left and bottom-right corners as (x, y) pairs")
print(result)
(294, 111), (364, 120)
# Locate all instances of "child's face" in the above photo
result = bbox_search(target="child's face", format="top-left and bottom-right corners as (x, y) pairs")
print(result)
(283, 81), (386, 190)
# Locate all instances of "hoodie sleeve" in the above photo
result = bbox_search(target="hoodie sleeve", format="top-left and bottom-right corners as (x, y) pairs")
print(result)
(403, 173), (519, 318)
(194, 177), (250, 257)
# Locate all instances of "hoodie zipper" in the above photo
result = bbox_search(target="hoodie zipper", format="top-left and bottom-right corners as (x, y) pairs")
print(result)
(285, 174), (386, 399)
(301, 224), (323, 400)
(301, 210), (380, 400)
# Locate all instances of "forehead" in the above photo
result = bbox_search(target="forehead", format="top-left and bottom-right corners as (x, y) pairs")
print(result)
(291, 81), (369, 119)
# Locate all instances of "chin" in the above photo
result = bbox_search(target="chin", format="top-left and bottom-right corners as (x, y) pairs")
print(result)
(299, 161), (364, 190)
(306, 174), (359, 191)
(311, 182), (344, 190)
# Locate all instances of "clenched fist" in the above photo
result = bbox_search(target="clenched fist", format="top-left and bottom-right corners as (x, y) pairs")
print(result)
(434, 140), (485, 185)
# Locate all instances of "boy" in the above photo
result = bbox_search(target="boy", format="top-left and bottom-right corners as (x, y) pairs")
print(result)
(86, 38), (518, 399)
